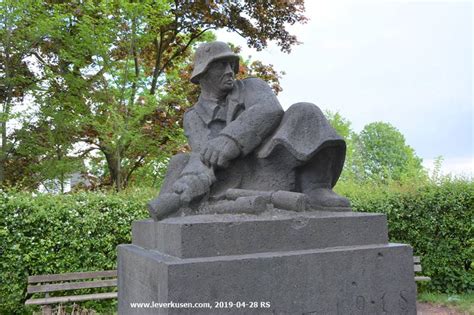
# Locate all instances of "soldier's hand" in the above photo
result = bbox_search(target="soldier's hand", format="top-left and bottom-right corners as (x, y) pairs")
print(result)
(173, 173), (211, 203)
(200, 136), (240, 169)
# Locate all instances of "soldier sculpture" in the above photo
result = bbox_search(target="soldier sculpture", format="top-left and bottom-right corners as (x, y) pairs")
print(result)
(148, 41), (350, 220)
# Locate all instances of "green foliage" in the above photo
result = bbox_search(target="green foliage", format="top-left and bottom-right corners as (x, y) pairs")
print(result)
(336, 178), (474, 294)
(352, 122), (425, 182)
(3, 0), (307, 192)
(16, 0), (179, 191)
(325, 110), (356, 182)
(325, 112), (427, 184)
(324, 110), (352, 140)
(0, 0), (39, 185)
(0, 188), (155, 314)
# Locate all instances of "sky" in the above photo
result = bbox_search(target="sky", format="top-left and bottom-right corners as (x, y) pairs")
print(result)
(216, 0), (473, 177)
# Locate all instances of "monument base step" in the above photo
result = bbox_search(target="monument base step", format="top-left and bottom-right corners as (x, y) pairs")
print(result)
(131, 210), (389, 259)
(118, 242), (417, 315)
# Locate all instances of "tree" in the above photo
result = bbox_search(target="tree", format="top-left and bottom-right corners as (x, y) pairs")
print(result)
(7, 0), (306, 191)
(325, 110), (352, 140)
(325, 113), (427, 184)
(7, 107), (83, 191)
(0, 0), (37, 186)
(325, 110), (356, 182)
(352, 122), (424, 182)
(146, 0), (306, 94)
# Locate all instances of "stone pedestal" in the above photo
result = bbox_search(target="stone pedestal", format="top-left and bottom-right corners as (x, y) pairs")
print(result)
(118, 211), (417, 314)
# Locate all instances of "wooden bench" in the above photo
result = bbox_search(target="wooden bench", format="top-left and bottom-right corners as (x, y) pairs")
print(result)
(25, 270), (118, 315)
(414, 256), (431, 282)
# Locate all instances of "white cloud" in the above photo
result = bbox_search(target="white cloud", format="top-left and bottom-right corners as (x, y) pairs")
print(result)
(215, 1), (472, 176)
(423, 157), (474, 177)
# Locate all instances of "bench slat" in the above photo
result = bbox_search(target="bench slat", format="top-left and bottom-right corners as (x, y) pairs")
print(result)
(414, 265), (422, 272)
(415, 276), (431, 282)
(413, 256), (421, 263)
(28, 279), (117, 294)
(25, 292), (118, 305)
(28, 270), (117, 284)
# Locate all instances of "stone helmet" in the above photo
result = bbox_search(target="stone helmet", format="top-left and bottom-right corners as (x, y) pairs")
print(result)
(190, 41), (240, 84)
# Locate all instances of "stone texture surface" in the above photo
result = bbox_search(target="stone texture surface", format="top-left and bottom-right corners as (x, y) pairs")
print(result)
(132, 210), (388, 258)
(148, 41), (350, 220)
(118, 243), (416, 315)
(119, 211), (417, 314)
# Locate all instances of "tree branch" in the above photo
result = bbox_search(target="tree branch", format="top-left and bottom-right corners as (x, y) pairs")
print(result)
(124, 154), (146, 186)
(151, 27), (212, 95)
(149, 14), (183, 95)
(77, 138), (102, 150)
(150, 30), (165, 95)
(76, 146), (98, 158)
(86, 66), (107, 84)
(129, 16), (140, 109)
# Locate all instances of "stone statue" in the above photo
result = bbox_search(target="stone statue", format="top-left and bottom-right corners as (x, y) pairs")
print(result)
(121, 42), (417, 314)
(148, 41), (350, 220)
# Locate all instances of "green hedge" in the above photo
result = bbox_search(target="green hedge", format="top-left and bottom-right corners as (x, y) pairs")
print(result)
(337, 179), (473, 294)
(1, 180), (472, 313)
(0, 188), (154, 314)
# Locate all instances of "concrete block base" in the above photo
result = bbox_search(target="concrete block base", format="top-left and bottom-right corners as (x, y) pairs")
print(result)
(118, 211), (417, 314)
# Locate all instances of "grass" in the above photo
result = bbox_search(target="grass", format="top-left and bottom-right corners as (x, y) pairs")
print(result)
(418, 292), (474, 314)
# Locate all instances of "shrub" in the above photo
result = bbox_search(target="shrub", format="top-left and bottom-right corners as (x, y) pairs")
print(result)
(336, 178), (473, 293)
(1, 178), (472, 313)
(0, 188), (155, 314)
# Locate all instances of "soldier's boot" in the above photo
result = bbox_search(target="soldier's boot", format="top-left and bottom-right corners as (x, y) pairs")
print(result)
(301, 184), (351, 210)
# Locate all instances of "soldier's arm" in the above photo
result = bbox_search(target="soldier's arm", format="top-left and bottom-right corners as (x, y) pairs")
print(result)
(219, 78), (284, 156)
(179, 109), (216, 187)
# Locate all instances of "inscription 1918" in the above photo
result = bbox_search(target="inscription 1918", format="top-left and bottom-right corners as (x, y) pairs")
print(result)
(335, 290), (414, 314)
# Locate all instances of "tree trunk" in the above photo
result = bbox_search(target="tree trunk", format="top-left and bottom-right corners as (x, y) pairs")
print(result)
(103, 148), (122, 191)
(1, 71), (12, 186)
(116, 148), (121, 192)
(0, 119), (5, 185)
(1, 9), (11, 186)
(57, 148), (64, 193)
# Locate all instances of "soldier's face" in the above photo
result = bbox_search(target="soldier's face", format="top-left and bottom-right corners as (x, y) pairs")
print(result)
(202, 59), (236, 93)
